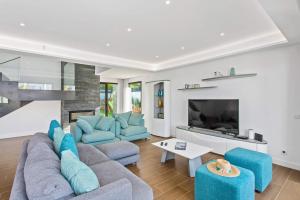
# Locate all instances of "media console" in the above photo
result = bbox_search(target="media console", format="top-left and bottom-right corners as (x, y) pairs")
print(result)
(176, 126), (268, 155)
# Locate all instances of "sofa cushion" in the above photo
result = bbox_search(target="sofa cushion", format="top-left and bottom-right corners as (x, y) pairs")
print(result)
(77, 119), (94, 134)
(128, 113), (144, 126)
(53, 127), (65, 154)
(95, 116), (114, 131)
(27, 133), (53, 154)
(48, 120), (61, 140)
(121, 126), (147, 136)
(61, 150), (100, 195)
(90, 160), (153, 200)
(116, 116), (129, 129)
(60, 133), (79, 158)
(114, 111), (132, 122)
(77, 143), (110, 166)
(78, 115), (101, 128)
(24, 143), (74, 200)
(81, 130), (115, 143)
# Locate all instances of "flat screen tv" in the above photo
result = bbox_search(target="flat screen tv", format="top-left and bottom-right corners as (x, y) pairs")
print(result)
(188, 99), (239, 135)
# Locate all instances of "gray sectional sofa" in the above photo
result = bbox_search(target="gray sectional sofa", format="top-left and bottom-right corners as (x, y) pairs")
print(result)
(10, 133), (153, 200)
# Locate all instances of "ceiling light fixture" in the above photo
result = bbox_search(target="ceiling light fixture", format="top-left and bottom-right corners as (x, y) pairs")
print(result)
(165, 0), (171, 5)
(155, 56), (160, 58)
(220, 32), (225, 37)
(105, 43), (111, 47)
(181, 46), (185, 50)
(127, 28), (132, 32)
(20, 23), (25, 27)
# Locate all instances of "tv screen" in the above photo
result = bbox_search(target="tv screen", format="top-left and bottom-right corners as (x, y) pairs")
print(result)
(188, 99), (239, 135)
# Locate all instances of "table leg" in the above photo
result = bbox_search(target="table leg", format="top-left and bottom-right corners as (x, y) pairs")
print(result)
(189, 156), (202, 177)
(161, 150), (175, 163)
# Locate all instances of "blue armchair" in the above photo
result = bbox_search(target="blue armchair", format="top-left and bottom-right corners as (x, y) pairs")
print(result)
(71, 115), (120, 145)
(114, 111), (150, 141)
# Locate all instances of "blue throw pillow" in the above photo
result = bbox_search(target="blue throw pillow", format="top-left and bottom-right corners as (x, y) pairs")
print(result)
(78, 115), (101, 128)
(48, 120), (61, 140)
(77, 119), (94, 134)
(128, 113), (144, 126)
(60, 133), (79, 158)
(114, 111), (132, 122)
(95, 117), (114, 131)
(53, 127), (65, 155)
(61, 150), (100, 195)
(116, 116), (129, 129)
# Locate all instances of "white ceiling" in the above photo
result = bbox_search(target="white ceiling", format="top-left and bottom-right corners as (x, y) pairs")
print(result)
(0, 0), (290, 71)
(97, 67), (151, 79)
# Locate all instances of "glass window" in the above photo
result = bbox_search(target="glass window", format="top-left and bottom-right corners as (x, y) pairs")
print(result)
(18, 83), (52, 90)
(100, 82), (118, 117)
(128, 82), (142, 113)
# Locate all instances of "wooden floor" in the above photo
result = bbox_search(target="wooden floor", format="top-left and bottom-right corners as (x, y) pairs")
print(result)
(1, 135), (300, 200)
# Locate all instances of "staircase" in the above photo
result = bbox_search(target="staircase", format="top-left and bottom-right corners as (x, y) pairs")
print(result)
(0, 72), (76, 118)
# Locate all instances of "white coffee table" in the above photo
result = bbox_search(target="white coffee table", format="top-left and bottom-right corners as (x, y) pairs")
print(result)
(152, 138), (212, 177)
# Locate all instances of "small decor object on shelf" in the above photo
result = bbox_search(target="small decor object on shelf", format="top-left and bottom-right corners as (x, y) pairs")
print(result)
(214, 71), (223, 77)
(185, 84), (189, 89)
(230, 67), (236, 76)
(175, 142), (187, 150)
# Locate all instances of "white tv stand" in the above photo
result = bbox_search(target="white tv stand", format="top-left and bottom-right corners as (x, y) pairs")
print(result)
(176, 126), (268, 155)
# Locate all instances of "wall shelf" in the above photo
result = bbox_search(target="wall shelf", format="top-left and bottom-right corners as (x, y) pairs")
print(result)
(177, 86), (217, 91)
(202, 73), (257, 82)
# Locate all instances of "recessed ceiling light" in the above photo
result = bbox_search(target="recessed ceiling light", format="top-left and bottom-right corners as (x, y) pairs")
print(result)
(20, 23), (25, 27)
(127, 28), (132, 32)
(220, 32), (225, 37)
(105, 43), (111, 47)
(155, 56), (160, 58)
(165, 0), (171, 5)
(181, 46), (185, 50)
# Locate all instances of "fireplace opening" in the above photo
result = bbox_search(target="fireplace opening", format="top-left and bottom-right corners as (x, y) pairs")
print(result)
(69, 110), (95, 123)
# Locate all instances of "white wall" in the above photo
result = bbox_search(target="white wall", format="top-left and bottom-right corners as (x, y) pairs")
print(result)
(125, 44), (300, 170)
(100, 77), (124, 113)
(0, 101), (61, 139)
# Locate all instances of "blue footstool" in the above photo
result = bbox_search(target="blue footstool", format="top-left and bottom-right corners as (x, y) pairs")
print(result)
(195, 164), (255, 200)
(225, 148), (272, 192)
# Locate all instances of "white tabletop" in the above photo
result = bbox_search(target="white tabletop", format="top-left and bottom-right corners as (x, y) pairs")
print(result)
(152, 138), (212, 160)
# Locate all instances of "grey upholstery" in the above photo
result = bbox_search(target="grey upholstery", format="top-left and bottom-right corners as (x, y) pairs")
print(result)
(72, 178), (132, 200)
(9, 140), (29, 200)
(77, 143), (110, 166)
(10, 133), (153, 200)
(91, 160), (153, 200)
(96, 141), (140, 165)
(27, 132), (53, 153)
(24, 142), (74, 200)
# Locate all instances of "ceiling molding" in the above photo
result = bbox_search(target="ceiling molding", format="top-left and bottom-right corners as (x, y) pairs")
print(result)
(0, 30), (287, 72)
(0, 34), (153, 70)
(153, 31), (288, 71)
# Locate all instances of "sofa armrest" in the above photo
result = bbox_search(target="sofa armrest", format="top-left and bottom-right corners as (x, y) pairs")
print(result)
(70, 123), (83, 143)
(71, 178), (132, 200)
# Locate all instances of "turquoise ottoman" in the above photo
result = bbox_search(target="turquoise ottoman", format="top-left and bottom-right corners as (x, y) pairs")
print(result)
(195, 163), (255, 200)
(225, 148), (272, 192)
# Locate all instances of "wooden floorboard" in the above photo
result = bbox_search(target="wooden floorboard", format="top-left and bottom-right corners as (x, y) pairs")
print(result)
(0, 135), (299, 200)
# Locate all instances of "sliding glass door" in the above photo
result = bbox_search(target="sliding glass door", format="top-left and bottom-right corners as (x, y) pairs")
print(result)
(100, 82), (118, 116)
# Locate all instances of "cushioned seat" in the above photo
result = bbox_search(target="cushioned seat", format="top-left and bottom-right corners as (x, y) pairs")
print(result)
(90, 160), (153, 200)
(195, 163), (255, 200)
(225, 148), (272, 192)
(96, 141), (140, 165)
(81, 130), (115, 143)
(120, 126), (147, 136)
(77, 143), (110, 166)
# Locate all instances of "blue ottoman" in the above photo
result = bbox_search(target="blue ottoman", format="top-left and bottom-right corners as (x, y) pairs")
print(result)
(195, 164), (255, 200)
(225, 148), (272, 192)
